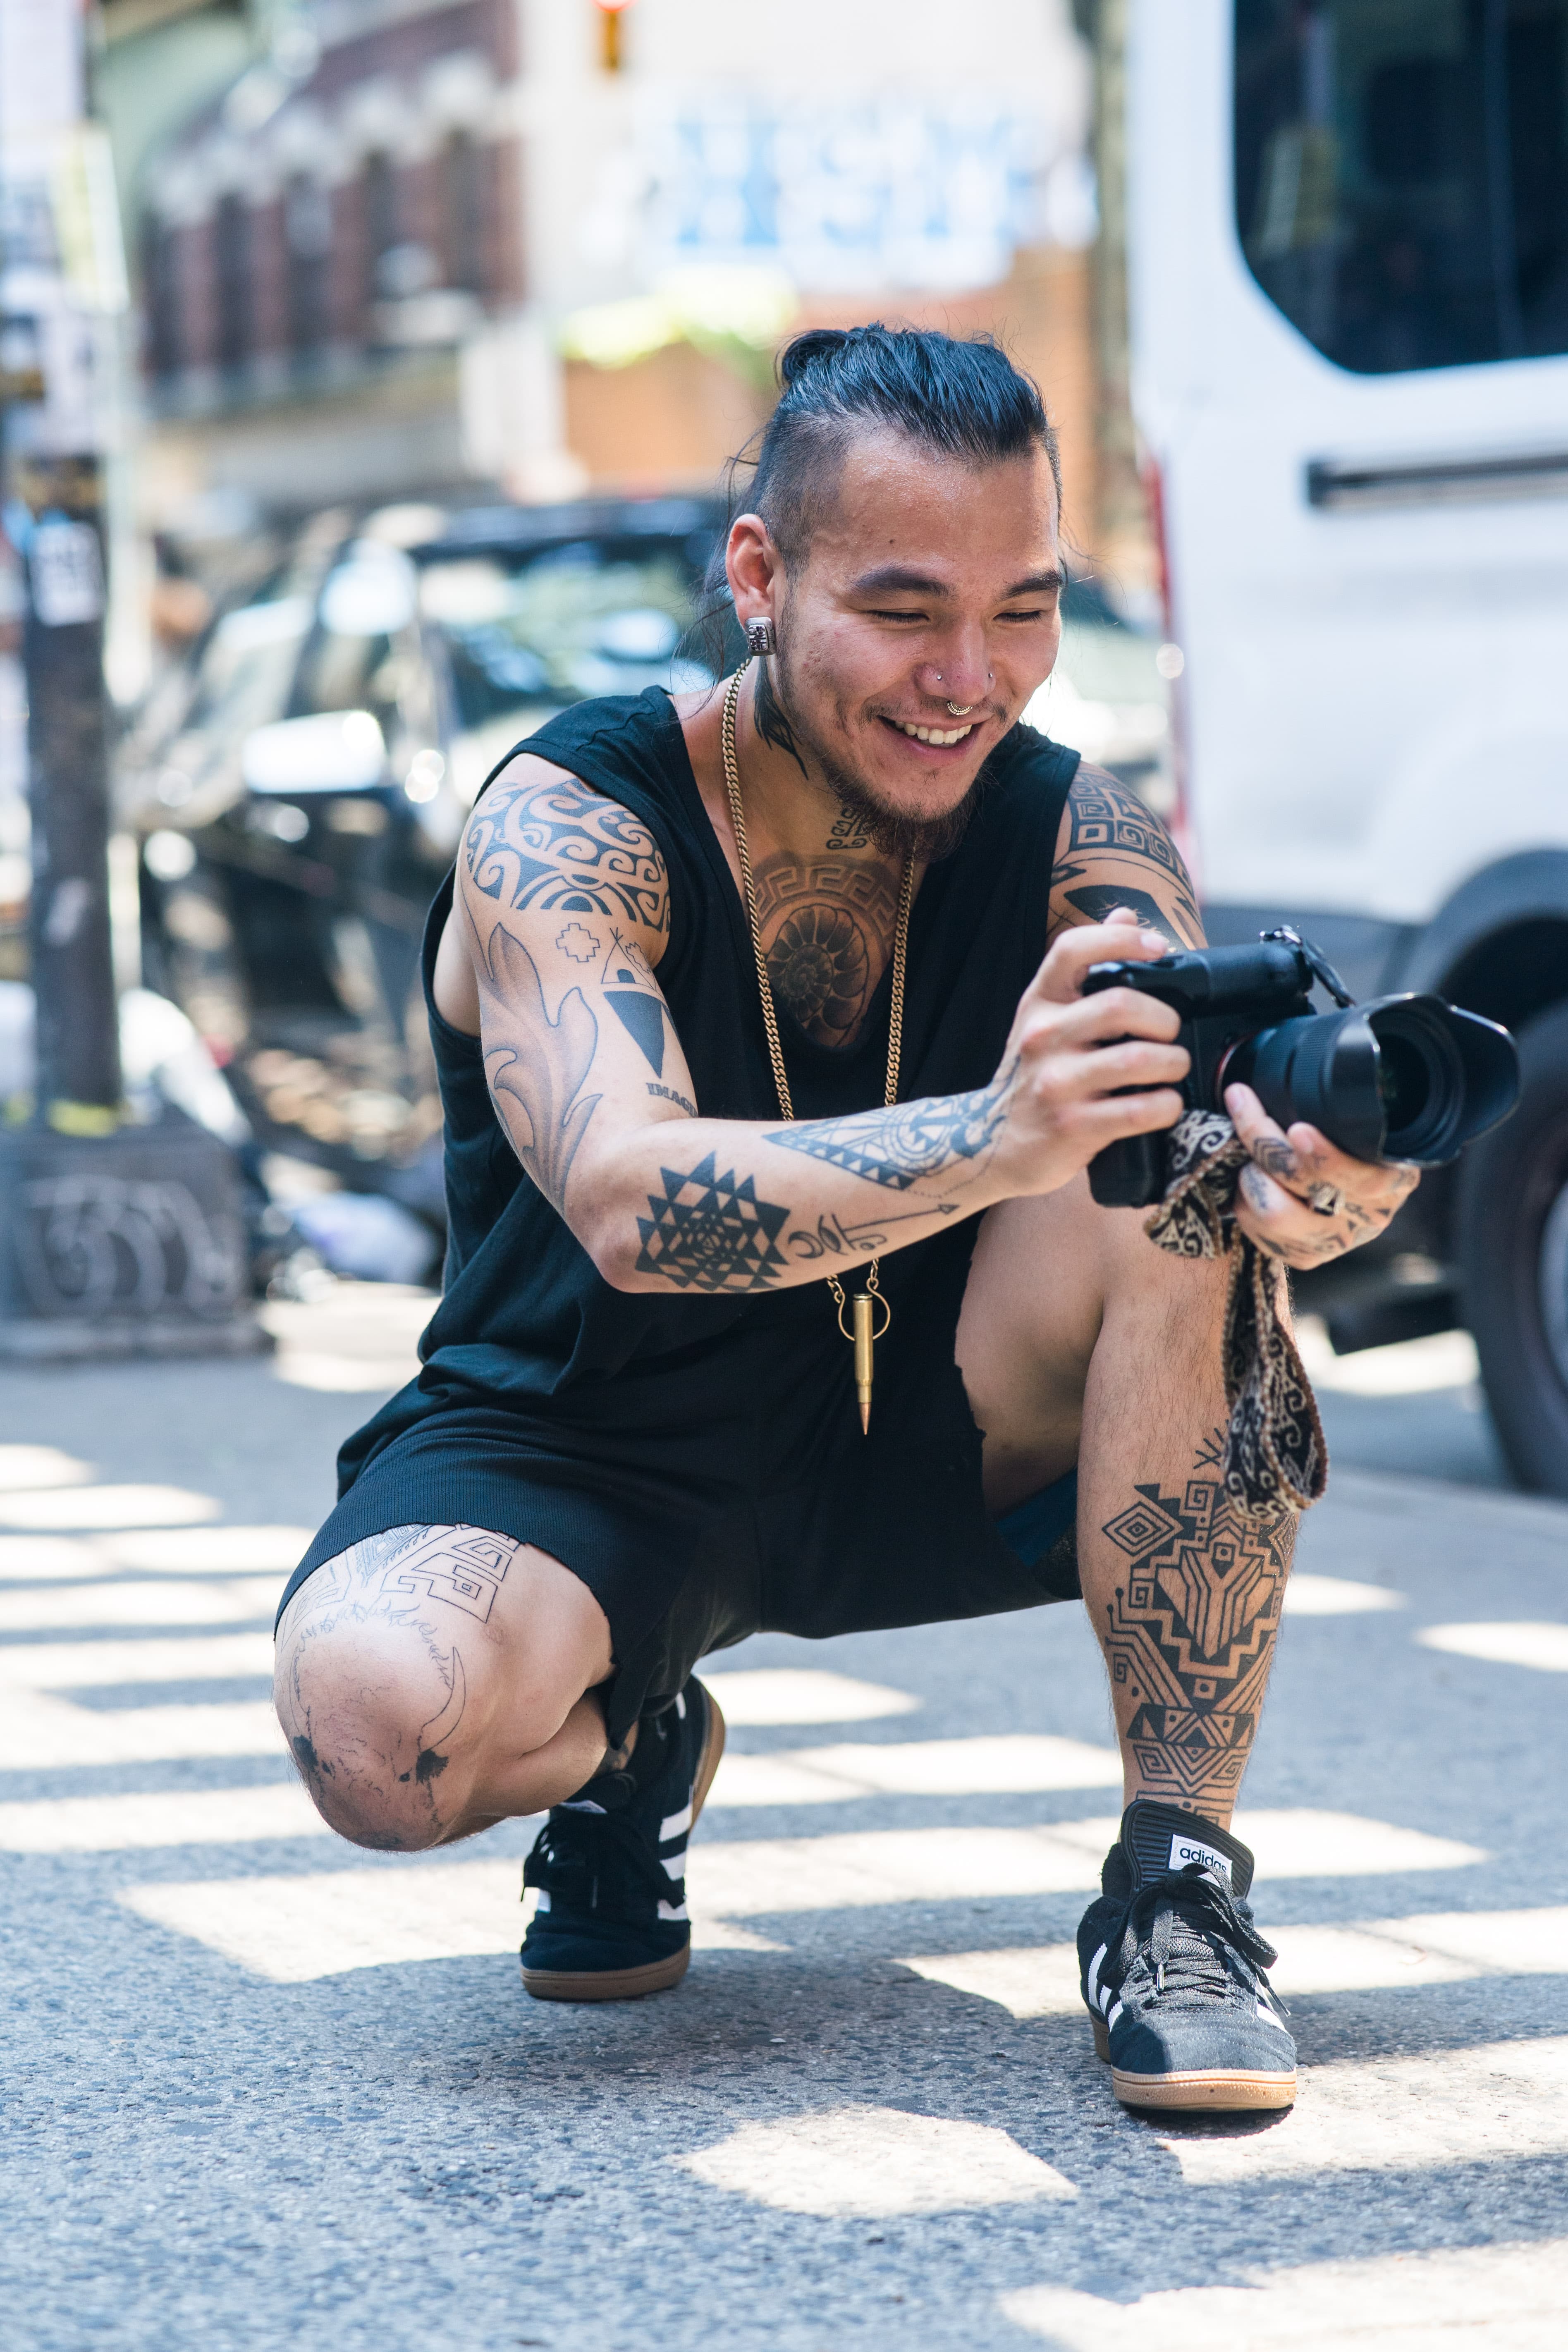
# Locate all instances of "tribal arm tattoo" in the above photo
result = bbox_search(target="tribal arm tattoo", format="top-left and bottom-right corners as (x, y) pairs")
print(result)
(465, 764), (669, 936)
(1096, 1439), (1296, 1814)
(1047, 764), (1205, 951)
(763, 1070), (1011, 1192)
(454, 758), (1020, 1296)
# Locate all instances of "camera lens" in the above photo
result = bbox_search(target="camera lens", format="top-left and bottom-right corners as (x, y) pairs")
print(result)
(1374, 1031), (1432, 1130)
(1366, 1005), (1461, 1160)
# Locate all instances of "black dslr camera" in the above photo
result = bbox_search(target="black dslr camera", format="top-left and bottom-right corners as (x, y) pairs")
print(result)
(1083, 927), (1520, 1211)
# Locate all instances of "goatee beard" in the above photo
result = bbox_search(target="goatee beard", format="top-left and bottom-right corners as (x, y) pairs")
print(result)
(755, 651), (992, 864)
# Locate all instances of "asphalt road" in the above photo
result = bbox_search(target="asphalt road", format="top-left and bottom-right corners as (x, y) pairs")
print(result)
(3, 1288), (1566, 2351)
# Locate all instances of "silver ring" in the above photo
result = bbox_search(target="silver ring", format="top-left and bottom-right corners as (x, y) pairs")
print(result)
(1307, 1182), (1344, 1218)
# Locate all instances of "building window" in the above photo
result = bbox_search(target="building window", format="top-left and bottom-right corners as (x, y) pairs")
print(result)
(1235, 0), (1568, 375)
(284, 174), (332, 358)
(443, 130), (486, 294)
(214, 191), (251, 375)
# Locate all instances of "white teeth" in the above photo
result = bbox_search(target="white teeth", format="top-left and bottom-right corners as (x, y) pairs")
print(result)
(897, 721), (973, 746)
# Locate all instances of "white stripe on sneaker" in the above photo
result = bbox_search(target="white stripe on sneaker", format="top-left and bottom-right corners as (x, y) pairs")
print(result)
(1085, 1941), (1107, 2007)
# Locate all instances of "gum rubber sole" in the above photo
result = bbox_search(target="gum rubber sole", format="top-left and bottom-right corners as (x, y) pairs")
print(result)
(1090, 2010), (1296, 2111)
(521, 1683), (728, 2003)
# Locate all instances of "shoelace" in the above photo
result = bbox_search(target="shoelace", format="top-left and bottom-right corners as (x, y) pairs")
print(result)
(1113, 1864), (1283, 2008)
(523, 1805), (676, 1921)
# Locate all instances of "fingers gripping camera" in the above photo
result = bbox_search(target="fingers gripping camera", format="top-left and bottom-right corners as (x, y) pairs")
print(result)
(1082, 928), (1520, 1212)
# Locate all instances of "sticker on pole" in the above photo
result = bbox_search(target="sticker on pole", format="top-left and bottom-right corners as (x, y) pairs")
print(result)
(30, 519), (103, 627)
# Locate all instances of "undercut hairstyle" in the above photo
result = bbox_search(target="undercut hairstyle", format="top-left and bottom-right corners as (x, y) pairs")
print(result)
(753, 323), (1061, 561)
(694, 324), (1061, 669)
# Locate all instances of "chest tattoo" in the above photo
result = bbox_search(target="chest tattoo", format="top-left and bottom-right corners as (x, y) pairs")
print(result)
(751, 851), (902, 1049)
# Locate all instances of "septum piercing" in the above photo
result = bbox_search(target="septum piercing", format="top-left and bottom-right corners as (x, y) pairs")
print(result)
(932, 670), (992, 718)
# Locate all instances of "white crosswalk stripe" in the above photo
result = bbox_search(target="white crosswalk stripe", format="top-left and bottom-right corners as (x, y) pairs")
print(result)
(0, 1578), (283, 1633)
(708, 1733), (1120, 1805)
(0, 1632), (276, 1687)
(1002, 2237), (1568, 2349)
(0, 1485), (221, 1530)
(1417, 1621), (1568, 1673)
(1, 1689), (286, 1770)
(0, 1781), (328, 1852)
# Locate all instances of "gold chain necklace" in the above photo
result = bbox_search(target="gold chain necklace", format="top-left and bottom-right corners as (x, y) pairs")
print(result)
(721, 661), (915, 1432)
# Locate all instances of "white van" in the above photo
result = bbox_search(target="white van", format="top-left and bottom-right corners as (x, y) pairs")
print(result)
(1126, 0), (1568, 1494)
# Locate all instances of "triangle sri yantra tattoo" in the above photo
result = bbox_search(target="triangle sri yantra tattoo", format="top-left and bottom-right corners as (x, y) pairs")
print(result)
(634, 1153), (789, 1291)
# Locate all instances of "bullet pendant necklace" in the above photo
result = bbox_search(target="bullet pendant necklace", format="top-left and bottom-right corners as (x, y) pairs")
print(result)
(722, 662), (912, 1433)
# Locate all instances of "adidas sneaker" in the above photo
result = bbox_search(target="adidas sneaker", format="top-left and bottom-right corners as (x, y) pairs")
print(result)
(1076, 1799), (1296, 2111)
(520, 1676), (725, 2002)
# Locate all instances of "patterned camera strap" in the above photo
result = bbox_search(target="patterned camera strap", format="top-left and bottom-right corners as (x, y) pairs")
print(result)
(1145, 1109), (1327, 1522)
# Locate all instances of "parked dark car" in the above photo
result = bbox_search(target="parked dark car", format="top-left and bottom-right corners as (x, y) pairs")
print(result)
(121, 495), (728, 1224)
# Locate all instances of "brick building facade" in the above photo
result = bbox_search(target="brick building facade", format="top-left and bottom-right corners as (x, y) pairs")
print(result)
(141, 0), (523, 456)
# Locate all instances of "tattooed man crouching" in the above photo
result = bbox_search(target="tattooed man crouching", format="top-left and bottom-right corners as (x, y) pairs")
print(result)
(273, 327), (1414, 2113)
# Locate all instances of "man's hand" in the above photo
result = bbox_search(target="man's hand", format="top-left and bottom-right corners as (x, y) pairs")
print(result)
(989, 907), (1191, 1198)
(1225, 1081), (1420, 1268)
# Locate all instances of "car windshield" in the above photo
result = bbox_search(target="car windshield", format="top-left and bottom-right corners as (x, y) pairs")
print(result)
(418, 539), (714, 730)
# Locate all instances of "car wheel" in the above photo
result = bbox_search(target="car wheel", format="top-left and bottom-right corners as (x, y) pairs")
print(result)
(1457, 997), (1568, 1496)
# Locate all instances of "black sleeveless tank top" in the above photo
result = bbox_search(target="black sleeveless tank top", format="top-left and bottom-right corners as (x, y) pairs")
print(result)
(344, 688), (1078, 1472)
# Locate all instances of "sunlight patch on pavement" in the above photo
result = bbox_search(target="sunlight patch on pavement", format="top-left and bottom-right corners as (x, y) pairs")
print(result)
(0, 1690), (285, 1771)
(1162, 2036), (1568, 2184)
(1003, 2236), (1568, 2350)
(1283, 1573), (1405, 1616)
(0, 1781), (327, 1852)
(0, 1578), (284, 1634)
(899, 1943), (1086, 2017)
(0, 1536), (107, 1583)
(0, 1446), (93, 1492)
(121, 1861), (781, 1981)
(686, 1812), (1479, 1919)
(709, 1733), (1120, 1807)
(896, 1908), (1568, 2017)
(698, 1668), (919, 1724)
(100, 1527), (310, 1576)
(0, 1485), (221, 1531)
(1047, 1810), (1484, 1882)
(1417, 1621), (1568, 1673)
(0, 1632), (275, 1687)
(675, 2106), (1073, 2215)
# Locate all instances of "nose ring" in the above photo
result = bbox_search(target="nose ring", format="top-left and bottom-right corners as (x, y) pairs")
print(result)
(945, 700), (975, 717)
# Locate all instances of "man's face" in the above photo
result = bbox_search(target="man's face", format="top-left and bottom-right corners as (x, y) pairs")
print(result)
(734, 428), (1064, 835)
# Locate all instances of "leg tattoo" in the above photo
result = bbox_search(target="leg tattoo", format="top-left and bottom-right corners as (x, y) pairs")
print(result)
(1098, 1437), (1296, 1811)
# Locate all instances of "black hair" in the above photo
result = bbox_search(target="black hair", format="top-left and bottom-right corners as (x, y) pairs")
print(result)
(755, 323), (1059, 558)
(694, 323), (1061, 670)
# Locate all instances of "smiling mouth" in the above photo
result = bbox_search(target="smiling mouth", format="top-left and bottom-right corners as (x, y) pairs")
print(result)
(882, 717), (978, 748)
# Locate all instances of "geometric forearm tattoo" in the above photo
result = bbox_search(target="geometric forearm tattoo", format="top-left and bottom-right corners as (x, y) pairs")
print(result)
(1098, 1442), (1295, 1806)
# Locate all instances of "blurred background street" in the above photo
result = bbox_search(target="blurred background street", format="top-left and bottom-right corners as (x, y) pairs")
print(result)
(3, 0), (1568, 2343)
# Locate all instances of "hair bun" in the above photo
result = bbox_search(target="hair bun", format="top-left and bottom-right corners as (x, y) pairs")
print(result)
(777, 328), (856, 390)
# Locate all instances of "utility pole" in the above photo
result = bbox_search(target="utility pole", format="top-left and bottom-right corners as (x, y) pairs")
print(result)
(0, 0), (258, 1358)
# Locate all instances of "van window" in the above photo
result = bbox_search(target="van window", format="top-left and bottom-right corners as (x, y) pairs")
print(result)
(1235, 0), (1568, 372)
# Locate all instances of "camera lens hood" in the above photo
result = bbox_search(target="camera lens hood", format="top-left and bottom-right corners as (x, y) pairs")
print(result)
(1224, 994), (1518, 1167)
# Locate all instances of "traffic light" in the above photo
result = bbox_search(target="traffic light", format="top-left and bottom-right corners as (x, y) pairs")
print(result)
(594, 0), (636, 74)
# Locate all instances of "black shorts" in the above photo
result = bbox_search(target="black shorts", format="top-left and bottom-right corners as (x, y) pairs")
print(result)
(277, 1280), (1080, 1747)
